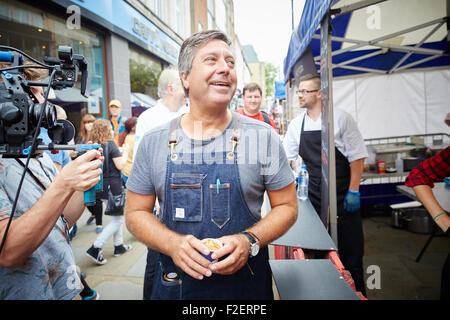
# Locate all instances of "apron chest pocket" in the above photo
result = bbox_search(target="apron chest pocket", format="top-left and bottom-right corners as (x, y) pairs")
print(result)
(170, 173), (205, 222)
(209, 183), (231, 228)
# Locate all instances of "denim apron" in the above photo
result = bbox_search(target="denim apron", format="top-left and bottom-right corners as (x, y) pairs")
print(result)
(151, 114), (273, 300)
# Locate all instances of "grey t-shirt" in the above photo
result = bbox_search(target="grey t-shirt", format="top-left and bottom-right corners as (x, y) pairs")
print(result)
(0, 154), (81, 300)
(127, 112), (294, 219)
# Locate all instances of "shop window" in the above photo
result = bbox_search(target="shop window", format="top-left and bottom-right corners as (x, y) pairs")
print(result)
(0, 3), (9, 18)
(0, 0), (107, 135)
(13, 7), (29, 24)
(32, 13), (43, 29)
(129, 48), (162, 99)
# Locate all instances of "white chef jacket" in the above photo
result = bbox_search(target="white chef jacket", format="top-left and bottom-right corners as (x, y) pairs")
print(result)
(283, 108), (368, 163)
(134, 100), (189, 158)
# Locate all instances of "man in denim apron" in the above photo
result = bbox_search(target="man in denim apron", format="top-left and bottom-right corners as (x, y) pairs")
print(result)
(125, 30), (298, 300)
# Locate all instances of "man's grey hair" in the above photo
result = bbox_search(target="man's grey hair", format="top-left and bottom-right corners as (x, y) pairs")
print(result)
(157, 66), (181, 99)
(178, 30), (232, 95)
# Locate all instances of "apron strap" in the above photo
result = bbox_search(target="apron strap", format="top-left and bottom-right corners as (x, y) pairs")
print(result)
(167, 113), (243, 161)
(298, 113), (306, 155)
(168, 116), (180, 161)
(227, 113), (242, 160)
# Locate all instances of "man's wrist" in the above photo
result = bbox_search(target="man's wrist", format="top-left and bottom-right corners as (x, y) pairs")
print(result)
(240, 231), (260, 257)
(239, 232), (251, 249)
(246, 231), (260, 247)
(52, 174), (76, 195)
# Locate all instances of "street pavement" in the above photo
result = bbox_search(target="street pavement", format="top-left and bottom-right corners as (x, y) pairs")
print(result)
(71, 206), (146, 300)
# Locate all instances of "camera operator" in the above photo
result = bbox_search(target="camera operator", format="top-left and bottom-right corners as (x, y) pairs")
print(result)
(0, 62), (103, 299)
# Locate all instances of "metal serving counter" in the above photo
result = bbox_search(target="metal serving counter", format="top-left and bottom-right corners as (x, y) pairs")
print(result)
(271, 199), (337, 251)
(269, 259), (360, 300)
(270, 199), (360, 300)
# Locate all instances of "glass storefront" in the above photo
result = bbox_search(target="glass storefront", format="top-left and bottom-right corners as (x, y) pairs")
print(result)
(129, 46), (163, 99)
(0, 0), (107, 134)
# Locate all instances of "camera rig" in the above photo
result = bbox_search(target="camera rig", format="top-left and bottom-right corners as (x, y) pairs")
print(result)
(0, 45), (88, 157)
(0, 46), (101, 256)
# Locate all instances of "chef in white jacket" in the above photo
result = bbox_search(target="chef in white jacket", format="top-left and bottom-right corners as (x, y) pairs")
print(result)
(283, 74), (368, 296)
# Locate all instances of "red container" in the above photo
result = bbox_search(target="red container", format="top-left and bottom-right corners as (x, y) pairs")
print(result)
(377, 161), (386, 174)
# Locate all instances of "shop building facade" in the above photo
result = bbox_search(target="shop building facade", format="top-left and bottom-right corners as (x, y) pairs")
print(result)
(0, 0), (251, 133)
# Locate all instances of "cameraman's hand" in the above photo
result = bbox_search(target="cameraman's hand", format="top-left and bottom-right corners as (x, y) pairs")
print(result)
(56, 149), (103, 192)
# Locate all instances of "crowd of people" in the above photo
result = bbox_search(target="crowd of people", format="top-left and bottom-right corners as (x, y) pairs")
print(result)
(0, 29), (448, 301)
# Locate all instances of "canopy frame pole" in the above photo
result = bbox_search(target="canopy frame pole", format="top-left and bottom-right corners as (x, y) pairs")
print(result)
(319, 10), (338, 246)
(389, 20), (445, 73)
(315, 17), (448, 57)
(333, 49), (386, 67)
(394, 55), (441, 72)
(331, 0), (387, 16)
(332, 64), (387, 74)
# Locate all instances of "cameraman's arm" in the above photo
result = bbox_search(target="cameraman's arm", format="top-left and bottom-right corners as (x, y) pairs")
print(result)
(62, 191), (85, 229)
(0, 150), (102, 268)
(50, 155), (85, 229)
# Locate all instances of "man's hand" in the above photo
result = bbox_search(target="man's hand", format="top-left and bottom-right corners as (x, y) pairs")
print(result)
(56, 149), (103, 192)
(344, 189), (360, 212)
(169, 234), (213, 280)
(208, 233), (250, 275)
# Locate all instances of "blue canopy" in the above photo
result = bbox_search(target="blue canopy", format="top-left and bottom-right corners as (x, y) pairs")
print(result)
(275, 81), (286, 99)
(130, 92), (157, 108)
(284, 0), (449, 82)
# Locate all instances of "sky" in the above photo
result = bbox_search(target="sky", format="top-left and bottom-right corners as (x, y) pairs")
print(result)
(233, 0), (305, 80)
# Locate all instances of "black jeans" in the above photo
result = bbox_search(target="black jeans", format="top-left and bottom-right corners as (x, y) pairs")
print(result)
(87, 200), (102, 226)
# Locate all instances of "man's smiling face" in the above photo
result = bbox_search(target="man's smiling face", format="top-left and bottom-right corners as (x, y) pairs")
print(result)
(181, 39), (237, 109)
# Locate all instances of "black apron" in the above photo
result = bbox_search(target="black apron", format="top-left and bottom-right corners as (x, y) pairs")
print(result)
(298, 114), (364, 257)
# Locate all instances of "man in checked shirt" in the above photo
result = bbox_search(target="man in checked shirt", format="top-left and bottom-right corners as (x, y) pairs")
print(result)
(405, 144), (450, 301)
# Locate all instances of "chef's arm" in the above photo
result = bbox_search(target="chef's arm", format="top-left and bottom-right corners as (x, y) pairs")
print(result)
(349, 158), (365, 191)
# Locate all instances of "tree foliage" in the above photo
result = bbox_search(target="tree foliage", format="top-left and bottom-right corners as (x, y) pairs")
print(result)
(129, 60), (161, 99)
(265, 62), (278, 99)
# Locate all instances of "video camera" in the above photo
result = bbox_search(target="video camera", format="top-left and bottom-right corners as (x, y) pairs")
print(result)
(0, 46), (102, 255)
(0, 45), (88, 158)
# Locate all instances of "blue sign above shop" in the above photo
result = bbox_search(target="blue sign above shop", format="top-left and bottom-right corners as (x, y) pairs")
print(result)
(66, 0), (180, 65)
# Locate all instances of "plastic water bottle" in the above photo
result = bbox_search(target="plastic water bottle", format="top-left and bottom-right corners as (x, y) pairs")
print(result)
(297, 165), (309, 200)
(395, 154), (403, 173)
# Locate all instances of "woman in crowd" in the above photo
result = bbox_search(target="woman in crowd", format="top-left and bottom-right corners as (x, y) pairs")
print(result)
(117, 117), (138, 185)
(85, 119), (132, 264)
(76, 114), (96, 144)
(76, 114), (104, 232)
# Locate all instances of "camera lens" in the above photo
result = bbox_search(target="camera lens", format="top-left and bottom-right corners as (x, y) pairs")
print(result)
(29, 102), (57, 129)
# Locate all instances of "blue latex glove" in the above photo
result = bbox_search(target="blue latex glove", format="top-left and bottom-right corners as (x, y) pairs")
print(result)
(344, 190), (360, 212)
(444, 177), (450, 186)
